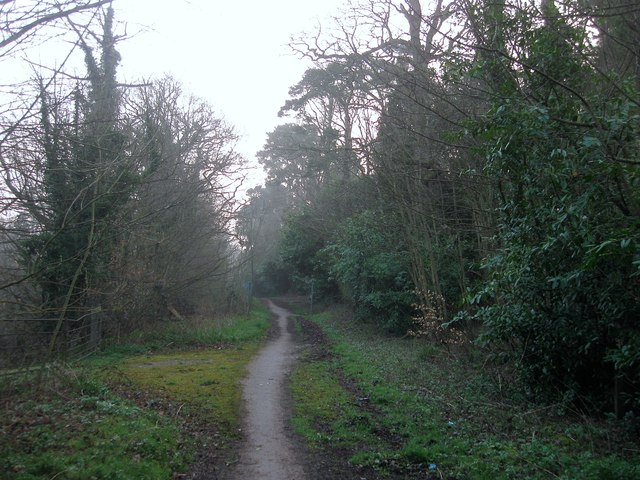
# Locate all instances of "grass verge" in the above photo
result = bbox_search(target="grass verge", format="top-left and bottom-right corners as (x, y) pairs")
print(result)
(1, 366), (194, 480)
(1, 301), (272, 479)
(291, 306), (640, 479)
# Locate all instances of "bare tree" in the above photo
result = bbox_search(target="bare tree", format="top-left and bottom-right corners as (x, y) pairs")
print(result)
(108, 77), (243, 327)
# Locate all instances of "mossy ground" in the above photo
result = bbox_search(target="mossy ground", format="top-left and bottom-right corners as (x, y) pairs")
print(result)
(119, 345), (261, 435)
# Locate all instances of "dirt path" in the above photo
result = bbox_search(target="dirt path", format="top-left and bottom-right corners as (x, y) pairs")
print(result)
(226, 299), (306, 480)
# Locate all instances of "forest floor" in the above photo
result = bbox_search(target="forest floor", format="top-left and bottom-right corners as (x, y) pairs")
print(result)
(2, 298), (640, 479)
(277, 297), (640, 480)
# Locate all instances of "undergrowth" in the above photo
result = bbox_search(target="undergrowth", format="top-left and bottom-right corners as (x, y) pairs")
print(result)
(0, 301), (272, 479)
(0, 366), (193, 479)
(90, 303), (272, 366)
(291, 306), (640, 479)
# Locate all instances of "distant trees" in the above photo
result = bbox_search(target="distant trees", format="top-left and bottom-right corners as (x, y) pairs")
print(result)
(257, 123), (338, 203)
(258, 0), (640, 414)
(235, 183), (291, 297)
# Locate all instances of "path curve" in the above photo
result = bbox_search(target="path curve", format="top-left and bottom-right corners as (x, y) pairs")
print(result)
(227, 299), (306, 480)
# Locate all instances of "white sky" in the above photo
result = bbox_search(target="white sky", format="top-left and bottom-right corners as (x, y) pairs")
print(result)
(114, 0), (347, 188)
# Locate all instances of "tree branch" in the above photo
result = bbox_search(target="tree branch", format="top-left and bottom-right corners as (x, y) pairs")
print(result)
(0, 0), (111, 52)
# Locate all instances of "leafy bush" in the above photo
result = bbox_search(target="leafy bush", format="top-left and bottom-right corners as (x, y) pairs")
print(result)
(278, 178), (378, 299)
(322, 210), (415, 333)
(279, 206), (338, 298)
(471, 10), (640, 412)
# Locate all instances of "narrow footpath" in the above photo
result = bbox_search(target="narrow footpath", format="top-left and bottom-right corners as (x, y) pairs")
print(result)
(226, 299), (306, 480)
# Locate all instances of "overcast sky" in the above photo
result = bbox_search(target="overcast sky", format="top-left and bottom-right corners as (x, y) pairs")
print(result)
(114, 0), (346, 188)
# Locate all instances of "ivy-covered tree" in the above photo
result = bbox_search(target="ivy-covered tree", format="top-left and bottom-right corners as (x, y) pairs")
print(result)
(1, 7), (245, 357)
(10, 7), (135, 353)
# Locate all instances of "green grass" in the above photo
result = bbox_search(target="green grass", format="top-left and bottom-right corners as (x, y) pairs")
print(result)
(89, 302), (272, 366)
(290, 360), (354, 445)
(1, 369), (194, 479)
(290, 306), (640, 479)
(1, 301), (272, 479)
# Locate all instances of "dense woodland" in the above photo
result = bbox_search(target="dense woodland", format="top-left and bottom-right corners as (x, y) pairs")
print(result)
(1, 0), (639, 420)
(239, 0), (640, 417)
